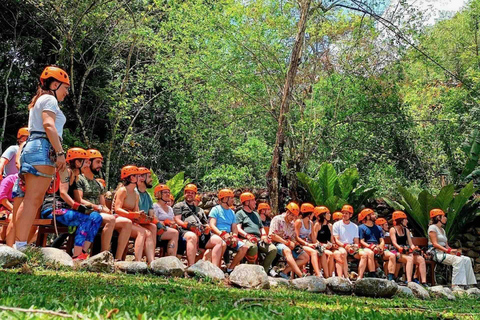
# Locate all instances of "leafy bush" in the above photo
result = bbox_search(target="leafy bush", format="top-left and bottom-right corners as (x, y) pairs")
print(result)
(148, 171), (191, 203)
(297, 162), (376, 214)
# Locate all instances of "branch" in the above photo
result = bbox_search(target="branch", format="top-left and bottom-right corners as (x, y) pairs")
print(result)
(0, 306), (84, 319)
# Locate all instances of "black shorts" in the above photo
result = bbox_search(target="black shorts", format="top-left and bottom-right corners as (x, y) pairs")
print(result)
(198, 233), (211, 249)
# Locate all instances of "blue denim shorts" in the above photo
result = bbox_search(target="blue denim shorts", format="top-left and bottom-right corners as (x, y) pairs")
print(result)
(20, 133), (55, 177)
(12, 178), (25, 198)
(275, 243), (303, 259)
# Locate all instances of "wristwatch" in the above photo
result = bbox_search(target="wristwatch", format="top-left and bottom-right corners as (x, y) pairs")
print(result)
(56, 150), (65, 157)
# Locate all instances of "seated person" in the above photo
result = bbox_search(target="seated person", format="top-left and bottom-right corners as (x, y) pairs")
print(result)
(41, 148), (103, 260)
(294, 203), (327, 277)
(0, 174), (17, 241)
(428, 209), (476, 287)
(313, 206), (336, 277)
(209, 188), (249, 273)
(358, 208), (396, 280)
(257, 202), (272, 229)
(375, 218), (390, 236)
(174, 184), (225, 267)
(389, 211), (427, 285)
(269, 202), (309, 279)
(236, 192), (277, 272)
(332, 211), (342, 222)
(152, 184), (179, 256)
(113, 166), (156, 264)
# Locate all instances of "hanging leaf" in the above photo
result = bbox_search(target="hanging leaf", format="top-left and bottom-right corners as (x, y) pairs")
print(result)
(317, 163), (338, 202)
(434, 184), (454, 212)
(336, 167), (359, 200)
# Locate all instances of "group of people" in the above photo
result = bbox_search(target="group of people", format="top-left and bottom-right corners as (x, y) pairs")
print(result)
(0, 65), (477, 288)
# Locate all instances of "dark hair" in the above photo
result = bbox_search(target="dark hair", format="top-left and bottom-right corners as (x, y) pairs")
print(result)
(433, 215), (443, 224)
(318, 214), (328, 224)
(28, 78), (56, 110)
(395, 218), (405, 226)
(301, 211), (311, 219)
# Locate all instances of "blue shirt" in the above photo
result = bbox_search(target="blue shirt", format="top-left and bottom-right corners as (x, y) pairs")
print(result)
(359, 224), (383, 244)
(138, 190), (153, 213)
(209, 205), (236, 232)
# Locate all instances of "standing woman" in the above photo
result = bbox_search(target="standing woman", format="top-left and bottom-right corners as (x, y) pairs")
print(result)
(389, 211), (427, 285)
(313, 206), (335, 278)
(428, 209), (477, 287)
(294, 203), (328, 277)
(14, 66), (70, 250)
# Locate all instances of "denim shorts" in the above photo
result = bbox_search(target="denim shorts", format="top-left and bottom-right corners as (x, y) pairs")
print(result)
(12, 178), (25, 198)
(275, 243), (303, 259)
(20, 133), (55, 177)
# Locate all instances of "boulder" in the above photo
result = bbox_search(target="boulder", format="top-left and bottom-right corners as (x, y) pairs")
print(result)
(40, 248), (73, 268)
(354, 278), (398, 298)
(474, 264), (480, 273)
(325, 276), (354, 294)
(407, 282), (430, 300)
(80, 251), (114, 273)
(465, 241), (475, 248)
(466, 287), (480, 297)
(229, 264), (269, 289)
(467, 250), (480, 258)
(477, 274), (480, 281)
(463, 233), (476, 242)
(396, 286), (414, 297)
(428, 286), (455, 300)
(115, 261), (148, 274)
(268, 276), (289, 288)
(186, 260), (225, 281)
(150, 256), (185, 277)
(451, 286), (467, 297)
(291, 276), (327, 293)
(0, 245), (27, 268)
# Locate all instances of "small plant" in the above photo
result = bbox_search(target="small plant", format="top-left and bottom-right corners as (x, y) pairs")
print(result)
(297, 162), (376, 214)
(148, 171), (192, 203)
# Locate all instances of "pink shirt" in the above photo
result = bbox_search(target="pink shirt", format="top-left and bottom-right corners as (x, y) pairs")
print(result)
(0, 173), (17, 211)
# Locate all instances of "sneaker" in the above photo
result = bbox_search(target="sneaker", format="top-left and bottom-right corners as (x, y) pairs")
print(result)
(421, 283), (430, 288)
(413, 278), (420, 284)
(268, 268), (278, 277)
(73, 252), (89, 261)
(279, 272), (290, 280)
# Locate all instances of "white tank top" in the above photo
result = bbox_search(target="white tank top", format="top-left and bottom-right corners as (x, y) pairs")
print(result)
(299, 219), (312, 240)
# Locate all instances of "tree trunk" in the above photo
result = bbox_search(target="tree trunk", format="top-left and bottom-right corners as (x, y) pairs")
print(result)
(1, 59), (14, 152)
(266, 0), (311, 214)
(69, 45), (90, 146)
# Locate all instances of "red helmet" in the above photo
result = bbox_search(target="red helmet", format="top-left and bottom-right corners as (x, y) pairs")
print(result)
(121, 165), (139, 180)
(240, 192), (255, 203)
(286, 202), (300, 216)
(17, 127), (28, 139)
(195, 194), (201, 202)
(341, 205), (354, 214)
(40, 66), (70, 86)
(184, 184), (198, 194)
(314, 206), (330, 217)
(96, 178), (106, 188)
(358, 208), (374, 222)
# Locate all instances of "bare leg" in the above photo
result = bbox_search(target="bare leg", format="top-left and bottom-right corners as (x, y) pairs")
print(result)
(184, 231), (198, 266)
(356, 250), (370, 279)
(304, 246), (321, 277)
(114, 217), (132, 260)
(325, 250), (334, 278)
(282, 248), (304, 277)
(414, 255), (427, 283)
(143, 224), (156, 264)
(228, 245), (248, 269)
(205, 235), (224, 267)
(100, 213), (115, 252)
(160, 228), (179, 256)
(130, 224), (147, 262)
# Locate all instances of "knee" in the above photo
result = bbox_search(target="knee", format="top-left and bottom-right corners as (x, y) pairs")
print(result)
(239, 246), (249, 254)
(172, 229), (179, 237)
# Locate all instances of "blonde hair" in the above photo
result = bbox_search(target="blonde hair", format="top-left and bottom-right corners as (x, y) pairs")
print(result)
(28, 85), (54, 110)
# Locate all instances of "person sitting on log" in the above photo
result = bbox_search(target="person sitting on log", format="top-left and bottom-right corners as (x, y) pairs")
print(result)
(174, 184), (225, 267)
(152, 184), (179, 257)
(235, 192), (277, 272)
(313, 206), (336, 278)
(257, 202), (273, 230)
(269, 202), (309, 279)
(209, 188), (249, 273)
(294, 203), (328, 278)
(113, 165), (156, 264)
(332, 211), (343, 222)
(375, 217), (390, 237)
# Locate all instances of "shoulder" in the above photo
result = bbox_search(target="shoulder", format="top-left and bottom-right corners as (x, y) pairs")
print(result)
(172, 201), (184, 209)
(427, 224), (438, 233)
(37, 94), (58, 110)
(2, 145), (18, 158)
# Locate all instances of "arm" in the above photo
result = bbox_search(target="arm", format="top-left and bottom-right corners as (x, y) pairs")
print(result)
(15, 142), (25, 170)
(0, 198), (13, 212)
(231, 223), (239, 237)
(294, 220), (308, 246)
(236, 223), (247, 238)
(0, 158), (8, 181)
(429, 230), (452, 253)
(42, 111), (65, 172)
(209, 217), (222, 236)
(74, 188), (108, 213)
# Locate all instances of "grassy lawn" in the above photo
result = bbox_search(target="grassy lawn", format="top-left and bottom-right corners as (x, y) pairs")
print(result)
(0, 268), (479, 319)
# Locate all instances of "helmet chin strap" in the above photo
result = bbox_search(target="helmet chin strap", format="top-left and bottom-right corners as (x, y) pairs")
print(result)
(51, 82), (63, 100)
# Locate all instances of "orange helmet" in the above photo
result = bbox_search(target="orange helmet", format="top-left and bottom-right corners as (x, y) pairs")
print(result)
(17, 127), (28, 139)
(96, 178), (106, 188)
(240, 192), (255, 203)
(195, 194), (201, 202)
(169, 194), (175, 202)
(154, 184), (170, 195)
(314, 206), (330, 217)
(341, 205), (354, 214)
(87, 149), (103, 159)
(184, 184), (198, 194)
(218, 188), (234, 200)
(358, 208), (374, 222)
(286, 202), (300, 216)
(40, 66), (70, 86)
(137, 167), (150, 175)
(430, 208), (445, 219)
(66, 147), (89, 162)
(120, 165), (139, 180)
(333, 211), (343, 221)
(300, 203), (315, 213)
(392, 211), (407, 221)
(375, 218), (388, 226)
(257, 203), (271, 211)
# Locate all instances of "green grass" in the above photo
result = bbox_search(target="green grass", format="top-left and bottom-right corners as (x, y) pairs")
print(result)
(0, 269), (479, 319)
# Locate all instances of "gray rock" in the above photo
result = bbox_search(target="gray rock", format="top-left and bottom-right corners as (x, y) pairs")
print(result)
(466, 287), (480, 296)
(451, 286), (467, 297)
(407, 282), (430, 300)
(325, 276), (354, 294)
(0, 245), (27, 268)
(464, 233), (476, 242)
(466, 250), (480, 258)
(80, 251), (114, 273)
(150, 256), (185, 277)
(428, 286), (456, 300)
(40, 247), (73, 268)
(186, 260), (225, 280)
(115, 261), (148, 274)
(354, 278), (398, 298)
(291, 276), (327, 293)
(268, 276), (290, 288)
(465, 241), (475, 248)
(396, 286), (414, 297)
(477, 274), (480, 281)
(229, 264), (270, 289)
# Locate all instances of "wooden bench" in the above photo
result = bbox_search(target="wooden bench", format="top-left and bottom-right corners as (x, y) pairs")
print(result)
(384, 236), (436, 285)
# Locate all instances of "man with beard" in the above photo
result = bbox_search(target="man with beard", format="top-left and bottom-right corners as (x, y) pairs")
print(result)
(75, 149), (132, 260)
(174, 184), (225, 267)
(136, 167), (154, 216)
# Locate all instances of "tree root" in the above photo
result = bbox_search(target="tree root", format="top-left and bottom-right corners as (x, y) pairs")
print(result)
(0, 306), (83, 318)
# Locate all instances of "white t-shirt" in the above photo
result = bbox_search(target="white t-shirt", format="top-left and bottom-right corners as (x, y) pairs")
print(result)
(153, 203), (174, 222)
(28, 95), (66, 138)
(428, 224), (447, 247)
(333, 220), (359, 244)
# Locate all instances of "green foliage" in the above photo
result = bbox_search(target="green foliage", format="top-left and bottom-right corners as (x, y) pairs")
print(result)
(297, 162), (376, 213)
(148, 171), (191, 203)
(391, 182), (480, 240)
